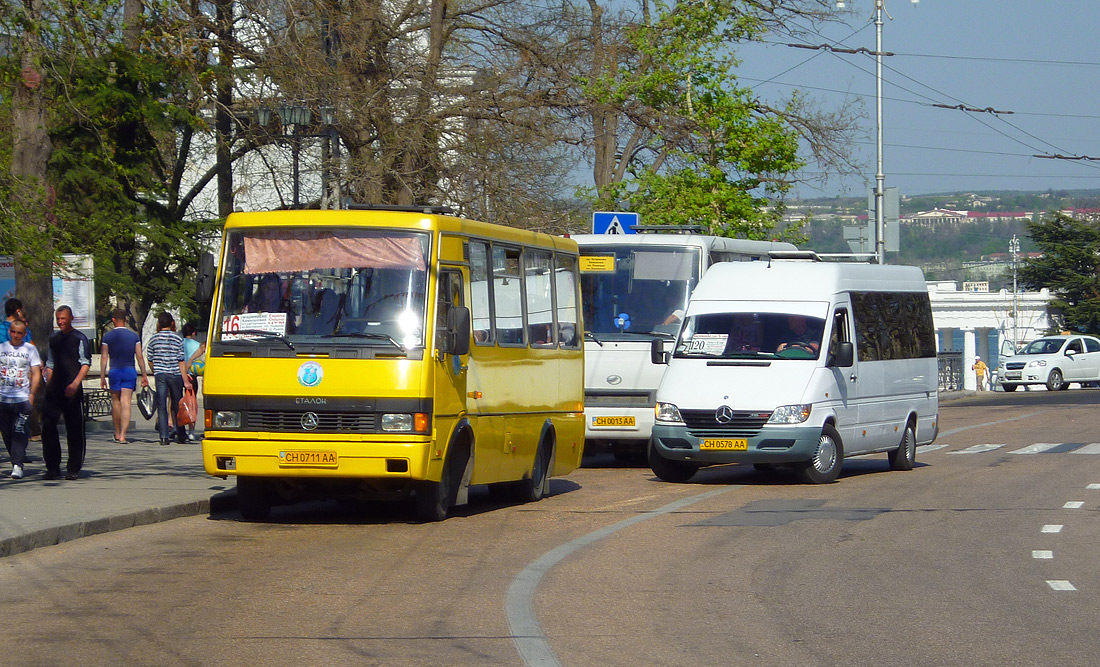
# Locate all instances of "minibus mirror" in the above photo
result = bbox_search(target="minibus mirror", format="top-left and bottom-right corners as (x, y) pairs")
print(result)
(831, 341), (854, 368)
(651, 338), (669, 365)
(445, 306), (471, 356)
(196, 252), (216, 305)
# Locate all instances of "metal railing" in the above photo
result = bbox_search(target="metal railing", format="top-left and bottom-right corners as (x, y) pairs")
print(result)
(938, 352), (963, 392)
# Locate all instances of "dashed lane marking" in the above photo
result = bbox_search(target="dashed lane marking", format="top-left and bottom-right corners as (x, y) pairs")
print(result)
(1041, 524), (1064, 533)
(1063, 501), (1085, 509)
(1088, 483), (1100, 490)
(1047, 580), (1077, 591)
(1033, 550), (1054, 559)
(1009, 442), (1064, 454)
(916, 444), (948, 453)
(1072, 443), (1100, 454)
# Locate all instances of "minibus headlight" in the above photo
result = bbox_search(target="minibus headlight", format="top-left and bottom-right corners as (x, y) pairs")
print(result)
(382, 413), (413, 431)
(213, 411), (241, 428)
(767, 404), (812, 424)
(381, 412), (430, 433)
(1027, 360), (1046, 368)
(655, 402), (683, 423)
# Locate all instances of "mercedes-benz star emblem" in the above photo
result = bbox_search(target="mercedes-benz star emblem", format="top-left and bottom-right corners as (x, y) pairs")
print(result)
(715, 405), (735, 424)
(301, 412), (319, 431)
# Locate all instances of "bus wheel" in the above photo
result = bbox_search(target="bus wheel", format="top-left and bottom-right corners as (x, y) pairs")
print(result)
(888, 423), (917, 471)
(648, 442), (697, 483)
(415, 443), (466, 522)
(236, 477), (272, 522)
(797, 425), (843, 484)
(512, 436), (553, 503)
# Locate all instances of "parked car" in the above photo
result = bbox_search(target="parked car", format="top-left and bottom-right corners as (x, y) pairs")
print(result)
(997, 334), (1100, 391)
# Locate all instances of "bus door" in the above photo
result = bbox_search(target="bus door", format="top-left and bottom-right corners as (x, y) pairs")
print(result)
(434, 268), (469, 446)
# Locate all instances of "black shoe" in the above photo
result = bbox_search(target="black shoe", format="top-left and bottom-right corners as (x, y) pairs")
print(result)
(160, 439), (171, 446)
(43, 470), (61, 481)
(65, 471), (79, 480)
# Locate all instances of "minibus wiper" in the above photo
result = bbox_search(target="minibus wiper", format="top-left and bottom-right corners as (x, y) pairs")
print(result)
(639, 330), (676, 339)
(324, 332), (406, 353)
(219, 329), (295, 350)
(584, 331), (604, 347)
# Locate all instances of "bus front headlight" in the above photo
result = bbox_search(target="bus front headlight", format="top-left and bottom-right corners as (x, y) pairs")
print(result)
(655, 402), (683, 423)
(213, 411), (241, 428)
(382, 412), (430, 433)
(767, 404), (812, 424)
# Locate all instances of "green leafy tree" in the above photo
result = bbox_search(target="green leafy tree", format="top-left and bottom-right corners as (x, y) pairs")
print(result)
(1019, 212), (1100, 334)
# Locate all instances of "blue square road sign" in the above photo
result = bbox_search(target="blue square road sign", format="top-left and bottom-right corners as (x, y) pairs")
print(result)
(592, 211), (639, 235)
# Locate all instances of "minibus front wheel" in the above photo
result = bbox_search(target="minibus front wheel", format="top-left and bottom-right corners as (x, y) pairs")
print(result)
(237, 476), (272, 521)
(797, 425), (843, 484)
(648, 442), (698, 483)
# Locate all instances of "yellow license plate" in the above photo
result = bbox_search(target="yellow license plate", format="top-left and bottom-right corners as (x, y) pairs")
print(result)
(591, 415), (636, 427)
(700, 439), (748, 451)
(279, 450), (338, 467)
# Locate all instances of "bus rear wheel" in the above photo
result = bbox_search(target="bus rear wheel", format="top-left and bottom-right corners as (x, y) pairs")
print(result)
(511, 436), (553, 503)
(236, 476), (272, 522)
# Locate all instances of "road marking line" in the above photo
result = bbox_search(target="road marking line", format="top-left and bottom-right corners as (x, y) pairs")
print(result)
(1071, 443), (1100, 454)
(1063, 501), (1085, 509)
(506, 486), (738, 667)
(1047, 580), (1077, 591)
(949, 444), (1005, 454)
(1041, 524), (1063, 533)
(1009, 443), (1061, 454)
(916, 444), (948, 453)
(1032, 550), (1053, 559)
(1088, 483), (1100, 490)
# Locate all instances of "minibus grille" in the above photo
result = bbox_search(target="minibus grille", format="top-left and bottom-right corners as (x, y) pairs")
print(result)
(680, 409), (770, 437)
(245, 410), (379, 433)
(585, 392), (652, 407)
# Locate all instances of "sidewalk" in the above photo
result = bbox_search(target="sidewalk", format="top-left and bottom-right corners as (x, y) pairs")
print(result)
(0, 384), (235, 558)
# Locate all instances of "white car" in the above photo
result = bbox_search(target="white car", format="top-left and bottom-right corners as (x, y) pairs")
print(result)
(997, 334), (1100, 391)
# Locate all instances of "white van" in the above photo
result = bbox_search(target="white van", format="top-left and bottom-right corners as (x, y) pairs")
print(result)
(649, 254), (939, 483)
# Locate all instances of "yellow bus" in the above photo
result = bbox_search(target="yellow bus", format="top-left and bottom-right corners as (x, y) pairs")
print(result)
(199, 207), (585, 521)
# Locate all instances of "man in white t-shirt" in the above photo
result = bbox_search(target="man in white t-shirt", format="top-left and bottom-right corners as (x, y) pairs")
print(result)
(0, 320), (43, 479)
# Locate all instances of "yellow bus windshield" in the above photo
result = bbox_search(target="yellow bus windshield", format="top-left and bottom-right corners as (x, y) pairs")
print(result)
(218, 228), (430, 350)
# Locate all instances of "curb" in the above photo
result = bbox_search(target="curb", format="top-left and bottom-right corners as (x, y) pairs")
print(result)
(0, 489), (237, 559)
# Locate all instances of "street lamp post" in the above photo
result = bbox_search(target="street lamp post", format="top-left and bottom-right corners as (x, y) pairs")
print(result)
(277, 104), (312, 207)
(837, 0), (919, 264)
(1010, 234), (1020, 351)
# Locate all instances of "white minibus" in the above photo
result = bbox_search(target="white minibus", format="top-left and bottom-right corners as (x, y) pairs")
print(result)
(649, 253), (939, 483)
(574, 232), (797, 459)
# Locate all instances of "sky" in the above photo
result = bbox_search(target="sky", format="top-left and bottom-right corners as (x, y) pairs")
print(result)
(734, 0), (1100, 199)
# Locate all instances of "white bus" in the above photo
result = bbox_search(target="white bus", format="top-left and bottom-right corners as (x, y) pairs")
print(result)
(574, 231), (797, 459)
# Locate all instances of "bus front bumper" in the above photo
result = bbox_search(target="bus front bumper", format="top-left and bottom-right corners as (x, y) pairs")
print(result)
(651, 423), (822, 465)
(202, 434), (434, 479)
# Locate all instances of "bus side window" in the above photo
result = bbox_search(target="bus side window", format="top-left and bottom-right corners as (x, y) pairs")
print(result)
(436, 270), (464, 352)
(555, 254), (581, 348)
(470, 241), (493, 345)
(827, 308), (851, 365)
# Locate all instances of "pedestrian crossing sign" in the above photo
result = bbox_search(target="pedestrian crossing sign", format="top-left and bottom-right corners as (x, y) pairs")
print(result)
(592, 211), (639, 235)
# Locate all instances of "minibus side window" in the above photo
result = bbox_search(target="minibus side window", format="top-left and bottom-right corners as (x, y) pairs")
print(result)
(555, 254), (581, 349)
(493, 245), (525, 346)
(470, 241), (493, 345)
(827, 308), (851, 366)
(436, 270), (464, 352)
(525, 250), (555, 347)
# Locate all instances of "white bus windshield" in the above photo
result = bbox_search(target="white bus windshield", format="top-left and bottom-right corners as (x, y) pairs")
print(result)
(580, 245), (700, 337)
(218, 228), (430, 348)
(675, 312), (826, 360)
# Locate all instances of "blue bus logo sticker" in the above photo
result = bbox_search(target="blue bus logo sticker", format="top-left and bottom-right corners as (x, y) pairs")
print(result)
(298, 361), (323, 387)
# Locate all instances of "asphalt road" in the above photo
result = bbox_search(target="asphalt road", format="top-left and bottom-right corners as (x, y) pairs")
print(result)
(3, 390), (1099, 666)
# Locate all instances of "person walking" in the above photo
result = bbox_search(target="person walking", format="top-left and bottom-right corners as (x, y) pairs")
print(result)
(145, 312), (191, 446)
(972, 355), (989, 391)
(0, 298), (33, 344)
(42, 305), (91, 480)
(0, 320), (42, 479)
(180, 322), (205, 443)
(100, 308), (149, 444)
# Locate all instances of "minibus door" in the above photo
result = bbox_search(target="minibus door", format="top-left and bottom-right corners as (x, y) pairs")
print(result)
(826, 305), (861, 447)
(434, 269), (469, 438)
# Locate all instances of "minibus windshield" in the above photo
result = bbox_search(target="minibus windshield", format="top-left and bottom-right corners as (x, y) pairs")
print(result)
(675, 311), (826, 360)
(579, 245), (700, 338)
(217, 228), (430, 348)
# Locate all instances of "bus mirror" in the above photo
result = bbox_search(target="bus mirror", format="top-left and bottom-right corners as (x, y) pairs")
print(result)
(196, 252), (216, 305)
(651, 338), (669, 365)
(446, 306), (471, 356)
(831, 341), (854, 368)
